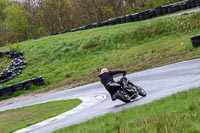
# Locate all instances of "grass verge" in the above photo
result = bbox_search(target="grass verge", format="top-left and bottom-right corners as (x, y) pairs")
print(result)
(54, 88), (200, 133)
(0, 98), (81, 133)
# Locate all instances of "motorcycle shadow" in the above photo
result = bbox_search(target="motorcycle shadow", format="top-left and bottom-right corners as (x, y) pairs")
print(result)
(113, 96), (143, 108)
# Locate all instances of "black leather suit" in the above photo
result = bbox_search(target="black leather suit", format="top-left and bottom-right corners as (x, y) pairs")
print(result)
(99, 70), (126, 96)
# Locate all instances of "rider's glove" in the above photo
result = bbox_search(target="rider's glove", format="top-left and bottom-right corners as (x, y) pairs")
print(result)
(123, 71), (127, 76)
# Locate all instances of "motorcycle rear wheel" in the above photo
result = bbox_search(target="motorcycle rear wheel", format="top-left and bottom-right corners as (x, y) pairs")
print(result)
(115, 90), (131, 103)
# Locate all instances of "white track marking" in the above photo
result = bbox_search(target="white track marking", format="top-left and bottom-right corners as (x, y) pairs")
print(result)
(14, 94), (106, 133)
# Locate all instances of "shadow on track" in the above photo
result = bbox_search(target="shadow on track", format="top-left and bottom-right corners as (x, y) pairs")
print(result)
(113, 96), (144, 108)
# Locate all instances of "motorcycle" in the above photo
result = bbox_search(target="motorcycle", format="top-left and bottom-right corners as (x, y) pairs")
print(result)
(107, 76), (146, 103)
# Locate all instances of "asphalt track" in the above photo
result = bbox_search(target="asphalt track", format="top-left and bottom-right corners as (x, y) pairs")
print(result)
(1, 58), (200, 132)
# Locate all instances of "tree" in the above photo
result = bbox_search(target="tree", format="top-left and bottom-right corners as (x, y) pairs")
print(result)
(0, 0), (9, 21)
(22, 0), (49, 38)
(0, 21), (12, 46)
(3, 4), (30, 41)
(37, 0), (72, 33)
(70, 0), (126, 25)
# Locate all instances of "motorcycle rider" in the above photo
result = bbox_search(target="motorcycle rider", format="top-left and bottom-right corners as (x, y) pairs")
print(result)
(98, 68), (127, 101)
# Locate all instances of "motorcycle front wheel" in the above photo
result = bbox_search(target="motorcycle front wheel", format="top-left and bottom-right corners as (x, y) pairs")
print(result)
(115, 90), (131, 103)
(136, 86), (147, 97)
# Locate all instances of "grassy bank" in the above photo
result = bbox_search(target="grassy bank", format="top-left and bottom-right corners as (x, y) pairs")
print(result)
(55, 88), (200, 133)
(0, 12), (200, 97)
(0, 99), (81, 133)
(0, 57), (11, 72)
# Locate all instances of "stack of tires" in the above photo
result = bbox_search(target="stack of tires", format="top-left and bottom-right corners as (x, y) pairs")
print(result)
(0, 51), (27, 83)
(0, 51), (45, 97)
(191, 35), (200, 47)
(54, 0), (200, 35)
(32, 76), (45, 86)
(0, 77), (45, 97)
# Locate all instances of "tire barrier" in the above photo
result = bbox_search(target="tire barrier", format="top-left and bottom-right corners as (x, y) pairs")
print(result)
(144, 10), (151, 19)
(195, 0), (200, 6)
(162, 6), (168, 15)
(32, 76), (45, 86)
(52, 0), (200, 35)
(101, 20), (109, 26)
(172, 3), (181, 12)
(0, 51), (45, 97)
(0, 86), (13, 96)
(155, 6), (163, 16)
(0, 52), (4, 58)
(132, 13), (139, 22)
(125, 14), (133, 23)
(108, 18), (116, 25)
(0, 77), (45, 97)
(138, 11), (145, 21)
(0, 51), (27, 83)
(191, 34), (200, 47)
(149, 9), (156, 18)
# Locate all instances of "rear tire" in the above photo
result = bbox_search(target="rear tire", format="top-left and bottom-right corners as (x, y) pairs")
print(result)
(115, 90), (130, 103)
(136, 86), (147, 97)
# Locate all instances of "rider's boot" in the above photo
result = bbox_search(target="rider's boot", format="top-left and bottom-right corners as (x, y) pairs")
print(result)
(111, 93), (117, 101)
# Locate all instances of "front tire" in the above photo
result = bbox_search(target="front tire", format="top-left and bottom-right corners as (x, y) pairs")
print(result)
(136, 86), (147, 97)
(115, 90), (130, 103)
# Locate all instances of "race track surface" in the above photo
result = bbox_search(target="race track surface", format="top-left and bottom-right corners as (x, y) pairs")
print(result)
(1, 58), (200, 133)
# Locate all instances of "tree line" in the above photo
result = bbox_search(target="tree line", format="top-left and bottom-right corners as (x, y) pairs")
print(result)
(0, 0), (179, 46)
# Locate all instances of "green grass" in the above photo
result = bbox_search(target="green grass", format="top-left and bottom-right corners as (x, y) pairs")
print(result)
(1, 12), (200, 98)
(0, 98), (81, 133)
(0, 57), (11, 72)
(54, 88), (200, 133)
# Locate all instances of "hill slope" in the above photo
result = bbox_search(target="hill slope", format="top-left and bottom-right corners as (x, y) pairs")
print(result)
(1, 12), (200, 97)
